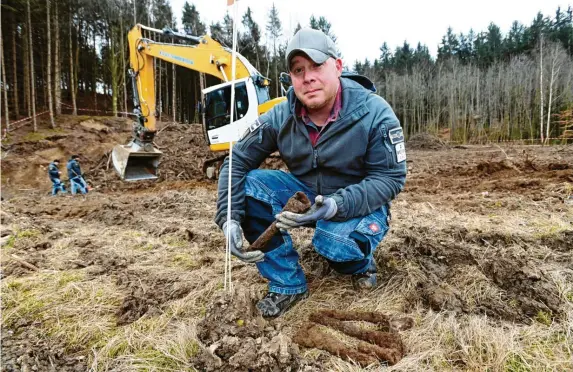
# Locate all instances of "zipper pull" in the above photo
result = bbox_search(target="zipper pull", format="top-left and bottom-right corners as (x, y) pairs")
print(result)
(312, 149), (318, 168)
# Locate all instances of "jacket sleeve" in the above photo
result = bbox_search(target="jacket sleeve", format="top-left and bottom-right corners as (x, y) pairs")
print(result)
(330, 97), (407, 221)
(214, 109), (281, 229)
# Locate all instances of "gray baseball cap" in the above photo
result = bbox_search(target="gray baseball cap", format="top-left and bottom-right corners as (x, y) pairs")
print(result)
(286, 28), (338, 69)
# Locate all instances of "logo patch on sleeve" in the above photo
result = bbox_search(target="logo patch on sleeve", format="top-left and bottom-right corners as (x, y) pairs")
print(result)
(395, 142), (407, 162)
(368, 223), (380, 233)
(239, 119), (263, 141)
(388, 127), (404, 144)
(249, 118), (263, 132)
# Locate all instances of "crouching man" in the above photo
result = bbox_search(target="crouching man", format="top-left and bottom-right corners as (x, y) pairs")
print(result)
(215, 28), (407, 318)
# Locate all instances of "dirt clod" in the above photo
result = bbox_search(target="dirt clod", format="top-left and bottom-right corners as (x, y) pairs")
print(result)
(294, 322), (378, 367)
(195, 287), (299, 371)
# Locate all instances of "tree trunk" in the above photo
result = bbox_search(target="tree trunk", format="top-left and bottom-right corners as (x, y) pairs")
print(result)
(539, 35), (544, 143)
(46, 0), (55, 128)
(24, 24), (31, 118)
(93, 30), (97, 110)
(74, 21), (80, 114)
(1, 26), (10, 129)
(164, 64), (169, 120)
(546, 49), (560, 143)
(69, 3), (77, 115)
(54, 1), (61, 115)
(11, 24), (19, 119)
(200, 72), (205, 125)
(172, 64), (176, 122)
(121, 14), (128, 117)
(110, 27), (118, 116)
(273, 41), (278, 97)
(158, 59), (162, 121)
(27, 0), (37, 132)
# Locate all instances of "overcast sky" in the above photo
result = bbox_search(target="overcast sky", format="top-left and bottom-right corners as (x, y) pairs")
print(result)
(169, 0), (571, 65)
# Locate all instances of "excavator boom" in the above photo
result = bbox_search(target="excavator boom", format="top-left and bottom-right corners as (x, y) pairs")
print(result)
(113, 24), (283, 181)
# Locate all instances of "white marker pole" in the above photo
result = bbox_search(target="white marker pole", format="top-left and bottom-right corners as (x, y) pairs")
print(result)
(224, 0), (239, 293)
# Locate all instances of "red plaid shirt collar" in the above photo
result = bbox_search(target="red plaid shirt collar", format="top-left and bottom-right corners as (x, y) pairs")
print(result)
(297, 84), (342, 126)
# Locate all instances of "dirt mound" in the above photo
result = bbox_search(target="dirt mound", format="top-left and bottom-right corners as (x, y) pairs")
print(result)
(476, 159), (521, 175)
(383, 225), (567, 323)
(194, 287), (300, 371)
(114, 270), (195, 325)
(407, 133), (449, 150)
(1, 115), (132, 194)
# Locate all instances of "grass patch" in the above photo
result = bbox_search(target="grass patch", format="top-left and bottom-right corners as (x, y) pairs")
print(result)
(172, 253), (198, 269)
(534, 311), (552, 326)
(132, 347), (180, 370)
(1, 270), (121, 352)
(164, 236), (188, 248)
(2, 235), (17, 251)
(504, 353), (532, 372)
(22, 132), (47, 142)
(1, 228), (42, 252)
(532, 223), (569, 239)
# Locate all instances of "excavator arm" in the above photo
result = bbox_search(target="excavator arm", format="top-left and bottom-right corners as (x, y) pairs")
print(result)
(127, 24), (259, 134)
(113, 24), (276, 181)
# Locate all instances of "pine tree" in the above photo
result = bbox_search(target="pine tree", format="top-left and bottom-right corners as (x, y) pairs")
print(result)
(293, 22), (302, 35)
(266, 3), (282, 97)
(241, 7), (262, 71)
(27, 0), (37, 132)
(182, 1), (206, 35)
(46, 0), (56, 128)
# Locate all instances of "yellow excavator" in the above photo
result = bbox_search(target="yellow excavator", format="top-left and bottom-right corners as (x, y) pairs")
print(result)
(112, 24), (286, 181)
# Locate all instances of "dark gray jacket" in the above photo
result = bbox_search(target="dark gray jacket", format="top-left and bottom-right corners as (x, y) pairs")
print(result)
(67, 159), (82, 180)
(48, 162), (60, 180)
(215, 73), (407, 228)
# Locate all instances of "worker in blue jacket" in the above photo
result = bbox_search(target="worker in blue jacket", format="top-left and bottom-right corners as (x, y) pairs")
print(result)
(215, 29), (407, 318)
(67, 155), (88, 195)
(48, 159), (66, 195)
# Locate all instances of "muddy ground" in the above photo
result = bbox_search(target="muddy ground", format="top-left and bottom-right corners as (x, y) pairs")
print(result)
(1, 116), (572, 371)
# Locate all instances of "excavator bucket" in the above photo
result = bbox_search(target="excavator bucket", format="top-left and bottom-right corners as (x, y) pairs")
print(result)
(112, 141), (162, 181)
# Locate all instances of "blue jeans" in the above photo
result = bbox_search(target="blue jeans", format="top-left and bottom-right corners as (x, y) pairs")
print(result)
(50, 178), (66, 195)
(243, 169), (390, 295)
(70, 177), (87, 195)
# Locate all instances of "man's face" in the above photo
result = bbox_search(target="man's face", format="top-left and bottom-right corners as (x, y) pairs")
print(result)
(289, 54), (343, 111)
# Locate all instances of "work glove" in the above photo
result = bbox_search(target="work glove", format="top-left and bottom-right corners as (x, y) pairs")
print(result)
(275, 195), (338, 231)
(222, 220), (265, 263)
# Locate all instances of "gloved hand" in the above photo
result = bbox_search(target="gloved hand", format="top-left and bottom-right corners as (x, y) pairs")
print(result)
(222, 220), (265, 263)
(275, 195), (337, 230)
